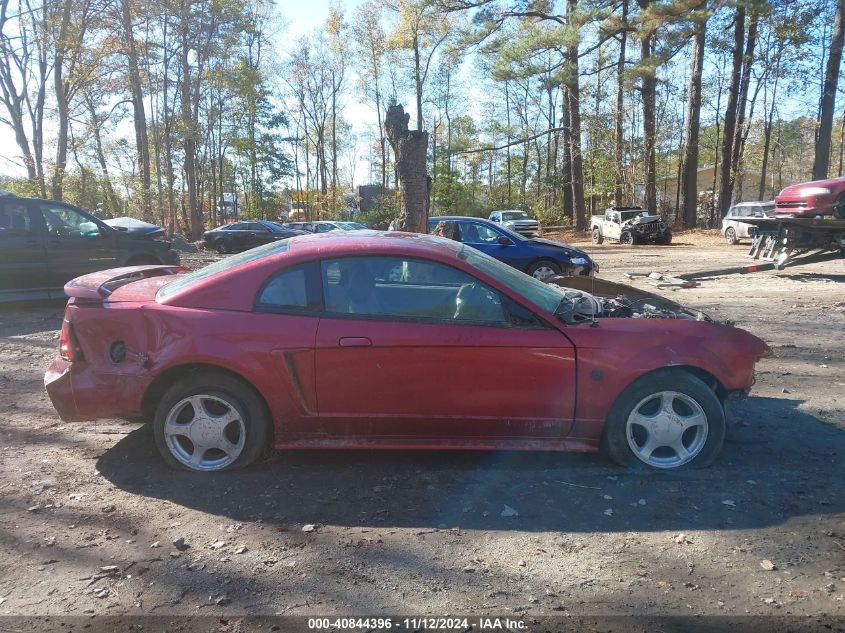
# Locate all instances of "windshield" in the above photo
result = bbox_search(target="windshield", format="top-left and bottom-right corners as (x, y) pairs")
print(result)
(157, 240), (290, 299)
(458, 246), (563, 314)
(502, 211), (529, 221)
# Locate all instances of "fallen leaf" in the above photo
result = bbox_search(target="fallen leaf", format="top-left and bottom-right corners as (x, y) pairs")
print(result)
(760, 559), (777, 571)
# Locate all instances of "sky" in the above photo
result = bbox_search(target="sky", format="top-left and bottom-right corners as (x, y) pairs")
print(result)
(0, 0), (378, 183)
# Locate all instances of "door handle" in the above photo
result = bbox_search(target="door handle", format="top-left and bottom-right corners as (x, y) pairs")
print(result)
(339, 337), (372, 347)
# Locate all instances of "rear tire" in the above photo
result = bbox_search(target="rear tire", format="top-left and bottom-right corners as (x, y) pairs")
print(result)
(592, 228), (603, 244)
(725, 227), (738, 245)
(153, 371), (270, 472)
(601, 369), (725, 471)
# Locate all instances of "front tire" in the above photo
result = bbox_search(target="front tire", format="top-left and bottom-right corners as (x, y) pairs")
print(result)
(592, 229), (603, 244)
(527, 259), (562, 280)
(620, 231), (637, 246)
(153, 371), (270, 472)
(214, 239), (229, 254)
(601, 369), (725, 470)
(725, 227), (738, 245)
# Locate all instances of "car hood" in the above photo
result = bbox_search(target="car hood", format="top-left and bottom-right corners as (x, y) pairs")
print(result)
(778, 176), (845, 196)
(526, 237), (590, 259)
(105, 217), (166, 239)
(621, 214), (661, 228)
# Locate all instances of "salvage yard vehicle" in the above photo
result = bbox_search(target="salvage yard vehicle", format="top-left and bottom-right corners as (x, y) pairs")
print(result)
(774, 174), (845, 218)
(45, 231), (770, 473)
(203, 220), (307, 253)
(488, 210), (541, 235)
(591, 206), (672, 245)
(427, 215), (597, 279)
(0, 193), (179, 302)
(722, 201), (774, 244)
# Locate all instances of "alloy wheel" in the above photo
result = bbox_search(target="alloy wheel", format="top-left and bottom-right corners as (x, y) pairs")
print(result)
(163, 394), (246, 471)
(625, 390), (708, 469)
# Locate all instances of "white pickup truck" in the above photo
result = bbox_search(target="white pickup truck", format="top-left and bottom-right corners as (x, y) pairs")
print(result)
(591, 206), (672, 245)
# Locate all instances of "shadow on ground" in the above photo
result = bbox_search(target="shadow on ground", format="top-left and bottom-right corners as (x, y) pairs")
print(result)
(96, 396), (844, 534)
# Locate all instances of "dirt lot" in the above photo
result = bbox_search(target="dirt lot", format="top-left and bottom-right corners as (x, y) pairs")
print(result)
(0, 232), (843, 623)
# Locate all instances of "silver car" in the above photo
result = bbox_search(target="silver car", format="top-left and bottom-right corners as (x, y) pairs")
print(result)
(488, 210), (540, 236)
(722, 201), (774, 244)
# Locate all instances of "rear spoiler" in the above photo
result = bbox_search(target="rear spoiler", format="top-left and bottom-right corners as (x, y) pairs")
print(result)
(64, 265), (188, 300)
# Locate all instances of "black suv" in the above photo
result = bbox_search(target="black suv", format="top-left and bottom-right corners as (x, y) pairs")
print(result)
(0, 192), (179, 302)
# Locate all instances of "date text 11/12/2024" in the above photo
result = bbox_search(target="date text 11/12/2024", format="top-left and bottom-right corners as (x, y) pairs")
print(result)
(307, 617), (527, 630)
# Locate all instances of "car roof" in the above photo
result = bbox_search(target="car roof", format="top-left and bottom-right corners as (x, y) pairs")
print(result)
(429, 215), (495, 223)
(159, 231), (465, 310)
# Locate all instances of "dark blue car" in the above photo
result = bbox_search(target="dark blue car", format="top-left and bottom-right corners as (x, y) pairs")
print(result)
(427, 216), (597, 279)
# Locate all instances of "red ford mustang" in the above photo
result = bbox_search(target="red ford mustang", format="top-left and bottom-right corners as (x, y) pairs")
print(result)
(44, 232), (771, 472)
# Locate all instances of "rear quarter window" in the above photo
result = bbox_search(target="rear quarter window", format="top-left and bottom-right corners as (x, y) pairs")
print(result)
(157, 240), (289, 300)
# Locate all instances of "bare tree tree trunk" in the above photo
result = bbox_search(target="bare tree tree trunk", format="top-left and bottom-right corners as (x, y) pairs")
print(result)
(122, 0), (152, 220)
(384, 104), (429, 232)
(180, 2), (200, 238)
(560, 85), (574, 220)
(614, 0), (628, 206)
(567, 0), (587, 229)
(717, 3), (745, 217)
(638, 1), (658, 214)
(759, 45), (782, 200)
(729, 5), (758, 202)
(681, 16), (706, 228)
(50, 0), (73, 201)
(813, 0), (844, 179)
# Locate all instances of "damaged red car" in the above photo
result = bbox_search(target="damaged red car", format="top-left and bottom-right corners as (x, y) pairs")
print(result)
(44, 232), (771, 472)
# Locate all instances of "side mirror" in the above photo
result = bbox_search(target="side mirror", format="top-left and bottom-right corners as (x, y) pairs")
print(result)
(497, 236), (513, 246)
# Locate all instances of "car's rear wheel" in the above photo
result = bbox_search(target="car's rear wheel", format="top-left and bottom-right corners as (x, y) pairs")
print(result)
(724, 226), (738, 245)
(153, 371), (270, 472)
(601, 369), (725, 470)
(214, 239), (228, 254)
(527, 259), (562, 280)
(592, 229), (603, 244)
(620, 231), (636, 246)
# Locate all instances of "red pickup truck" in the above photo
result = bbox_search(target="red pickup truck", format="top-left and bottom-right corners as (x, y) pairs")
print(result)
(774, 175), (845, 218)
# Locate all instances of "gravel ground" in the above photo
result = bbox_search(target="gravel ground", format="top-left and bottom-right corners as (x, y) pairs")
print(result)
(0, 232), (843, 622)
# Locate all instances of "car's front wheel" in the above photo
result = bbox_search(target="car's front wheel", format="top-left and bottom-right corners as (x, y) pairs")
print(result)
(620, 231), (636, 246)
(153, 371), (270, 472)
(725, 226), (738, 245)
(592, 229), (603, 244)
(527, 259), (562, 280)
(214, 239), (228, 254)
(601, 369), (725, 470)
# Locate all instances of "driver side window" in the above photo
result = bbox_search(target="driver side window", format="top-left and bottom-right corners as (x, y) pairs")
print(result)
(39, 205), (101, 238)
(321, 256), (509, 325)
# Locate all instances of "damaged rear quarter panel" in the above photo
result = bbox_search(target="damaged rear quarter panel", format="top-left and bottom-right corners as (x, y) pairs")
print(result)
(138, 305), (318, 436)
(65, 301), (156, 419)
(563, 318), (761, 443)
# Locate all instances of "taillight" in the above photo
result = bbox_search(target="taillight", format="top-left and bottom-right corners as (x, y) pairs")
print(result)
(59, 319), (84, 362)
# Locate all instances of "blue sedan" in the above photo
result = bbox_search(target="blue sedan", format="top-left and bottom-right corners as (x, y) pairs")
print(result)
(427, 216), (597, 279)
